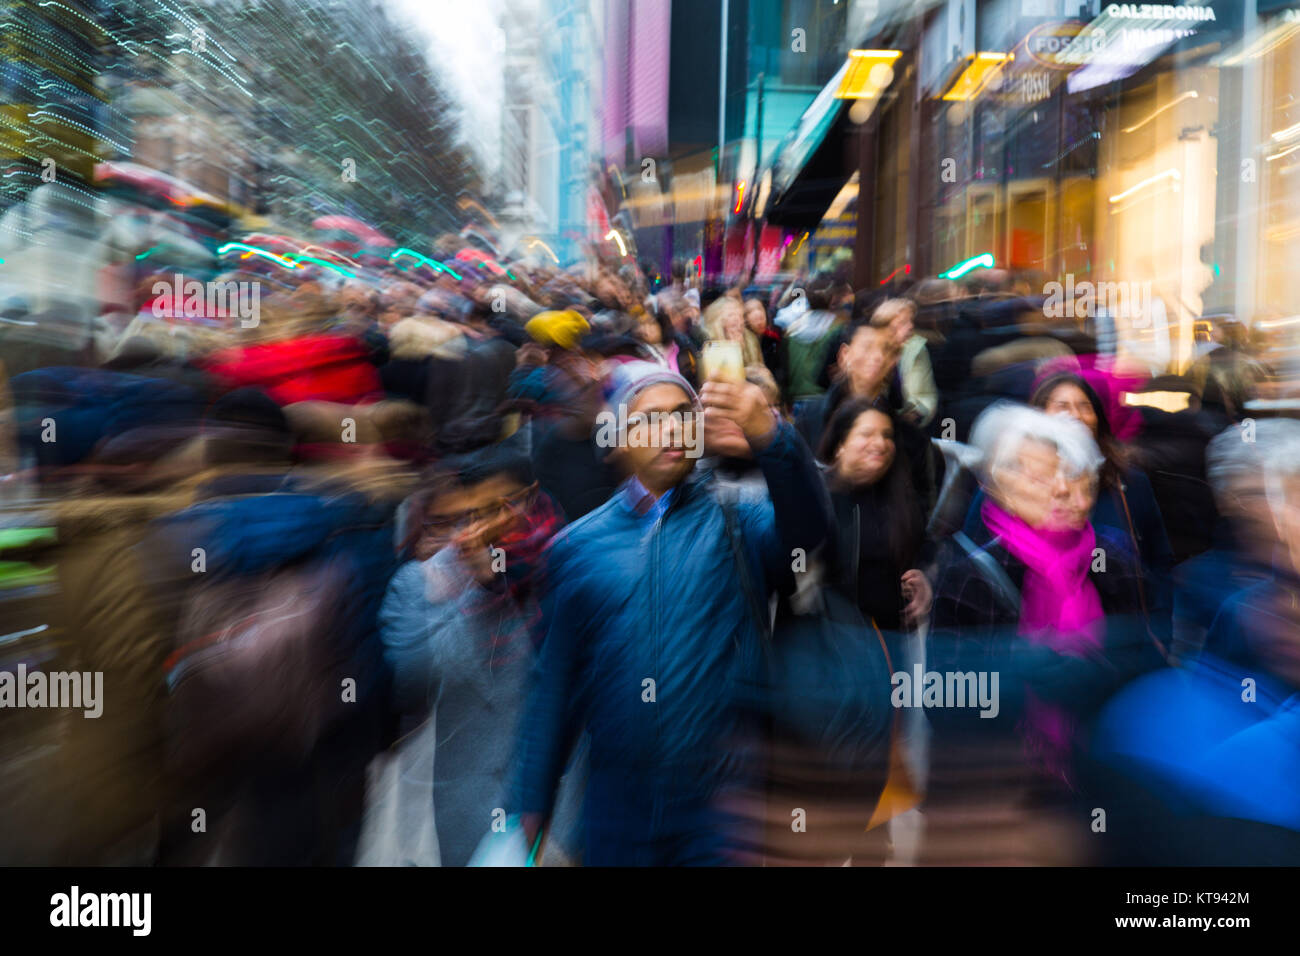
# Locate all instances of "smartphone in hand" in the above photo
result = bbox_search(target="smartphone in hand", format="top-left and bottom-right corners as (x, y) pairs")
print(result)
(701, 340), (744, 384)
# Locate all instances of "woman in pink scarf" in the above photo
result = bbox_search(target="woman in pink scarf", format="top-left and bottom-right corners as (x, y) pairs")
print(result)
(975, 408), (1106, 782)
(922, 403), (1162, 864)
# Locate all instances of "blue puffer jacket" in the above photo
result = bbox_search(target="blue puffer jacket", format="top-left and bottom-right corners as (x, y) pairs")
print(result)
(511, 421), (833, 818)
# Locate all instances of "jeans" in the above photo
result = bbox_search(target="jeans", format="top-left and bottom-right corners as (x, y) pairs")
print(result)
(582, 768), (750, 866)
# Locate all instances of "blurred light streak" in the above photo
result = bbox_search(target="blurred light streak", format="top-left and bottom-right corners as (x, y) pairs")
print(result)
(1272, 122), (1300, 144)
(1108, 168), (1181, 204)
(288, 255), (358, 279)
(1122, 91), (1198, 133)
(218, 242), (300, 270)
(525, 238), (558, 263)
(940, 253), (995, 278)
(389, 248), (462, 280)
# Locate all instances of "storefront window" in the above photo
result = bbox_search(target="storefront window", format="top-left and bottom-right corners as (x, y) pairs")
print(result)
(1259, 14), (1300, 322)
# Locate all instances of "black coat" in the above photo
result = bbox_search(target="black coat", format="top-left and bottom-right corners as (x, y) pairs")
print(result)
(827, 481), (925, 632)
(927, 516), (1164, 738)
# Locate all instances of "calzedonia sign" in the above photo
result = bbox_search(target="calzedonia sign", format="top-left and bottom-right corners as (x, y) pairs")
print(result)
(1104, 4), (1217, 17)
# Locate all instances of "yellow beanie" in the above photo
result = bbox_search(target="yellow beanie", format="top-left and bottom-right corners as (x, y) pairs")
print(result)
(524, 309), (589, 350)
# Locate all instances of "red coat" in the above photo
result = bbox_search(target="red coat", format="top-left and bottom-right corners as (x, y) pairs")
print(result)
(199, 334), (383, 406)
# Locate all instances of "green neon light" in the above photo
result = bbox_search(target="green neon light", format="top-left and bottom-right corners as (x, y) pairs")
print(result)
(941, 253), (994, 279)
(289, 255), (357, 279)
(135, 245), (160, 260)
(389, 247), (462, 280)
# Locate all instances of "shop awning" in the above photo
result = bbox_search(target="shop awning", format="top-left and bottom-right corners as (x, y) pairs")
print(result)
(756, 60), (857, 232)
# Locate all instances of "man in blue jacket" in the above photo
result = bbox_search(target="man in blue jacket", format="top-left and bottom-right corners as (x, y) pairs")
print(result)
(512, 361), (832, 865)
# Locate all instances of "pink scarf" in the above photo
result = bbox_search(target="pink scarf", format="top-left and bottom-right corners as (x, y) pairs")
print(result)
(981, 499), (1103, 656)
(981, 499), (1104, 787)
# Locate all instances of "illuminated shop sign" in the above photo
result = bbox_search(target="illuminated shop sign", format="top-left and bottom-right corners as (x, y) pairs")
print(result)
(1063, 0), (1240, 92)
(1104, 4), (1217, 18)
(1026, 21), (1100, 69)
(1029, 13), (1211, 74)
(1022, 17), (1198, 70)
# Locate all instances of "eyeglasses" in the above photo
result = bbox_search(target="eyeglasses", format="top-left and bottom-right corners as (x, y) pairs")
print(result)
(1001, 463), (1097, 494)
(421, 482), (538, 535)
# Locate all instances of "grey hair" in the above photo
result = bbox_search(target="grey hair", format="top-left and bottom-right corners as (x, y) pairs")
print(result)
(1206, 419), (1295, 507)
(968, 401), (1104, 482)
(1254, 419), (1300, 525)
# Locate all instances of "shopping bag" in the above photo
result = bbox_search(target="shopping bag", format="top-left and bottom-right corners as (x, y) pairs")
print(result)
(355, 716), (440, 866)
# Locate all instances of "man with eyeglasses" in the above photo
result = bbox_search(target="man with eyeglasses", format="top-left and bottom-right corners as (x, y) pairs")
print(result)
(378, 447), (567, 866)
(510, 360), (833, 865)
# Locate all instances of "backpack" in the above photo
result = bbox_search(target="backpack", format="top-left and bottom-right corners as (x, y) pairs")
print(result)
(164, 554), (354, 775)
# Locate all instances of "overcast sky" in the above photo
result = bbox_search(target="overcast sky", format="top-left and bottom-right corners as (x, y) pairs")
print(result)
(388, 0), (508, 177)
